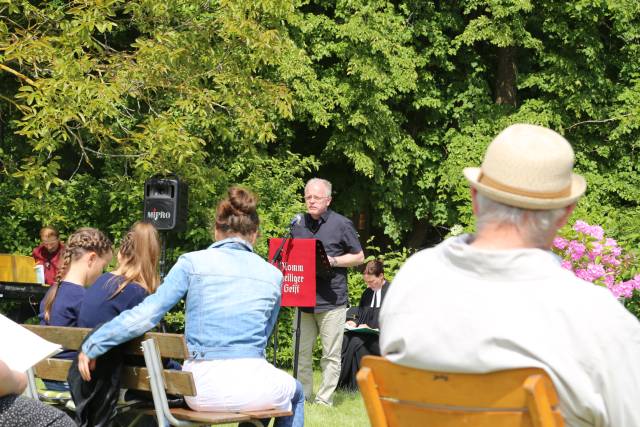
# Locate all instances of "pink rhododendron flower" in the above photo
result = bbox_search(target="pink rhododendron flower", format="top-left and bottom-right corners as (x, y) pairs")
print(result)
(575, 269), (593, 282)
(586, 263), (605, 280)
(610, 281), (637, 299)
(590, 242), (603, 257)
(553, 237), (569, 250)
(573, 220), (590, 234)
(553, 220), (636, 301)
(568, 241), (585, 260)
(603, 275), (615, 287)
(587, 225), (604, 240)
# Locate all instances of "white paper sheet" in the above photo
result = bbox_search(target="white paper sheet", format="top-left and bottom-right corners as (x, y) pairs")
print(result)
(0, 314), (61, 372)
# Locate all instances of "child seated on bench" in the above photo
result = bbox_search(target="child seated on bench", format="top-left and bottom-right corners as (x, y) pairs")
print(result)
(38, 227), (113, 391)
(79, 222), (161, 329)
(77, 187), (304, 427)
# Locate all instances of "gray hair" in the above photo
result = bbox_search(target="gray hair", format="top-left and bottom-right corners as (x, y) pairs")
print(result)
(305, 178), (332, 197)
(475, 193), (566, 247)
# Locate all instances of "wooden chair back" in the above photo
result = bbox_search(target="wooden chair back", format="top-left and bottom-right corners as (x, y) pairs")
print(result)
(24, 325), (196, 396)
(357, 355), (564, 427)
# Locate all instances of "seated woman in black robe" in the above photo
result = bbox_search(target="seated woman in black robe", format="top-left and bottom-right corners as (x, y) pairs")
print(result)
(338, 259), (389, 391)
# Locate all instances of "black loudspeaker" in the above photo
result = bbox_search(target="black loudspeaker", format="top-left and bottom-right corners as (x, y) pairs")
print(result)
(143, 176), (189, 231)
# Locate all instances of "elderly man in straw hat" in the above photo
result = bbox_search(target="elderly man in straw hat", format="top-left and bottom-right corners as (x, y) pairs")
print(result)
(379, 124), (640, 426)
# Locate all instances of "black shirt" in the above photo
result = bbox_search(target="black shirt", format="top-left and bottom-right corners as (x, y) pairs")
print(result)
(291, 209), (363, 312)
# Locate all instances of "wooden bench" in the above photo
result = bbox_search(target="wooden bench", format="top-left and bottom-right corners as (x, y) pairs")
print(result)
(25, 325), (292, 426)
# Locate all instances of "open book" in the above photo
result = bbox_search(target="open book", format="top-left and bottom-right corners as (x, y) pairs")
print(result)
(0, 314), (61, 372)
(344, 323), (379, 335)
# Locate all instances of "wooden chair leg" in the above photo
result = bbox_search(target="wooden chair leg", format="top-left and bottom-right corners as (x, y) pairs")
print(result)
(356, 367), (388, 427)
(524, 374), (558, 427)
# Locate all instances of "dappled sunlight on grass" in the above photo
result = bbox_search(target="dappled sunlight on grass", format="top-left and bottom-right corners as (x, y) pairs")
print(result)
(304, 370), (368, 427)
(304, 389), (367, 426)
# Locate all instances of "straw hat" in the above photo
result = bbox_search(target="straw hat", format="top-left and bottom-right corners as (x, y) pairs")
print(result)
(463, 124), (586, 210)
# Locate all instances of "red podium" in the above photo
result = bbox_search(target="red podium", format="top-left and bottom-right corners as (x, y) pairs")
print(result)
(268, 238), (332, 374)
(268, 238), (331, 307)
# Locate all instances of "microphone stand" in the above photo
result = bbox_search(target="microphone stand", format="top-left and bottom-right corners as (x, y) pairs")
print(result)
(271, 233), (290, 267)
(269, 221), (298, 367)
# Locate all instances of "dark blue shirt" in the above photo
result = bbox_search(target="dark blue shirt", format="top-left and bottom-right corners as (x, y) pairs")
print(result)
(80, 273), (181, 371)
(78, 272), (148, 328)
(39, 281), (86, 359)
(291, 209), (363, 312)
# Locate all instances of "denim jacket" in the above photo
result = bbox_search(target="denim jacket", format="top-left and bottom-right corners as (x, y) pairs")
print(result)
(82, 238), (283, 360)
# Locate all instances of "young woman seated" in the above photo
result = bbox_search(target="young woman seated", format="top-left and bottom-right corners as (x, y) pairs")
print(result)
(38, 227), (112, 391)
(78, 222), (160, 329)
(76, 187), (304, 427)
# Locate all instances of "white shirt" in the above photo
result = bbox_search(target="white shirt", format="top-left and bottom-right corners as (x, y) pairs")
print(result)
(380, 235), (640, 427)
(370, 288), (383, 308)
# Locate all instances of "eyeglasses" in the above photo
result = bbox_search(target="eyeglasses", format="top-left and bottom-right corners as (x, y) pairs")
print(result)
(304, 195), (329, 202)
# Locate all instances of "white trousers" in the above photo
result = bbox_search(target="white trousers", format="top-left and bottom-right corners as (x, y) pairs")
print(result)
(183, 358), (297, 412)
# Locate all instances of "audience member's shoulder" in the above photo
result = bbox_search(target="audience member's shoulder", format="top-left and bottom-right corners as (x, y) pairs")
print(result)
(558, 269), (638, 321)
(385, 244), (444, 294)
(265, 260), (284, 281)
(60, 280), (87, 292)
(556, 268), (612, 295)
(177, 248), (208, 266)
(91, 272), (113, 286)
(398, 242), (444, 271)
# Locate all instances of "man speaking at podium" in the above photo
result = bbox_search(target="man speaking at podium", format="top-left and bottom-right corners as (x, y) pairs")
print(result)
(291, 178), (364, 406)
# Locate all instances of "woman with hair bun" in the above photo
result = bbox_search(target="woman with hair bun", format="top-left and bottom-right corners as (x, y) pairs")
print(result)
(76, 187), (304, 427)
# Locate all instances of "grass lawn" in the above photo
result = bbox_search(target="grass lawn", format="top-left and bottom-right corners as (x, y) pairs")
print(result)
(304, 370), (368, 426)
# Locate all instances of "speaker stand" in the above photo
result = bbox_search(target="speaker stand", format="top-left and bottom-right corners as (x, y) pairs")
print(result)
(159, 231), (168, 333)
(159, 231), (167, 280)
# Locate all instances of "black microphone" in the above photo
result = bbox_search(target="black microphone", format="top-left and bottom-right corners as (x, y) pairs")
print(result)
(272, 214), (302, 264)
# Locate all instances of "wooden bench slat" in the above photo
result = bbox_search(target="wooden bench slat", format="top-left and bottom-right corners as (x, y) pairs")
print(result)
(32, 359), (72, 382)
(241, 409), (293, 418)
(24, 325), (87, 351)
(24, 325), (189, 359)
(33, 359), (197, 396)
(169, 408), (251, 423)
(122, 366), (197, 397)
(126, 332), (189, 360)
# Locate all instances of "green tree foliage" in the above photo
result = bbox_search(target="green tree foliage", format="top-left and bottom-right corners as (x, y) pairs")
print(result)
(286, 0), (640, 247)
(0, 0), (314, 253)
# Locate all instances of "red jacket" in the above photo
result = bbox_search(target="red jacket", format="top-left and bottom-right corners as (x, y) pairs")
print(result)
(32, 243), (64, 285)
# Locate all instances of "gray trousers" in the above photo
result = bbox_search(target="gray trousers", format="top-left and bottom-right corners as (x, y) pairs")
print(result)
(294, 306), (347, 405)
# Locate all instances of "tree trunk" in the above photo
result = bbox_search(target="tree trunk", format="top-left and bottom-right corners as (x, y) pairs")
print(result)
(495, 46), (517, 106)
